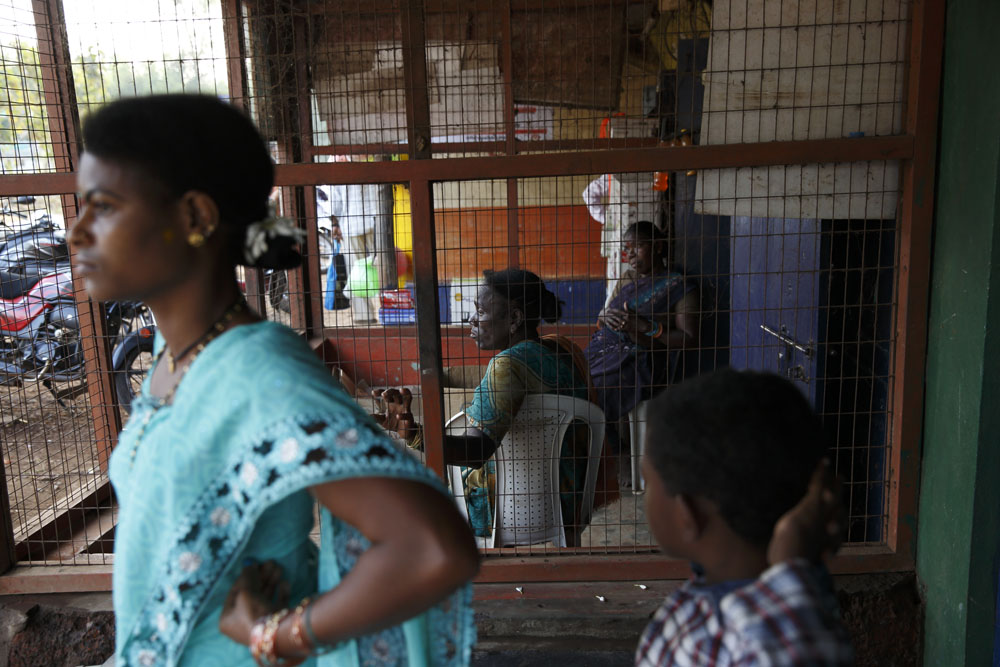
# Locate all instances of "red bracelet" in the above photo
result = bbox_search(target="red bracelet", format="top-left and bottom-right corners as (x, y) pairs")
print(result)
(645, 321), (664, 338)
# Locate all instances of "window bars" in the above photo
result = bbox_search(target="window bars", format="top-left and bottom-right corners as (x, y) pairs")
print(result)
(0, 0), (940, 579)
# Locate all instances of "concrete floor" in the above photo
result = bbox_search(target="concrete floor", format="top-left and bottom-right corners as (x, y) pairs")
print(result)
(472, 647), (634, 666)
(580, 490), (654, 550)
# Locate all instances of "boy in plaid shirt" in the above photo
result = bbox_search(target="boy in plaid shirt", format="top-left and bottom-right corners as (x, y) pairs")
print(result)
(636, 369), (854, 666)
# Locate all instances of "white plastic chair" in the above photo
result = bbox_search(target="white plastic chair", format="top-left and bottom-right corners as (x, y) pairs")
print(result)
(628, 399), (651, 494)
(446, 394), (605, 548)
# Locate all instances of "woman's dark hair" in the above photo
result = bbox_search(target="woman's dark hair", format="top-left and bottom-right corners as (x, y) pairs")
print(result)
(645, 369), (828, 547)
(81, 94), (300, 270)
(483, 268), (562, 331)
(625, 220), (670, 271)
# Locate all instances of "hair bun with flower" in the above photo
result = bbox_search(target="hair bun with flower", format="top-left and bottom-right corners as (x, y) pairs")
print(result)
(243, 208), (307, 269)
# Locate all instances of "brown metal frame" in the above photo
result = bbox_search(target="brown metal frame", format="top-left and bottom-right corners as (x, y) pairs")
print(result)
(500, 0), (520, 268)
(222, 0), (269, 316)
(0, 0), (944, 592)
(0, 0), (121, 579)
(309, 137), (660, 156)
(29, 0), (122, 463)
(0, 136), (912, 196)
(886, 0), (945, 558)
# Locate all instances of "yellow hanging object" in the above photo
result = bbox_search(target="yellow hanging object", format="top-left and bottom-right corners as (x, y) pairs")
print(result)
(393, 183), (414, 287)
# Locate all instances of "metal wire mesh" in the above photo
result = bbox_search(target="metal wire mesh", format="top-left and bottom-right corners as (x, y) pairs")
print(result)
(1, 4), (57, 174)
(0, 0), (916, 569)
(0, 188), (121, 565)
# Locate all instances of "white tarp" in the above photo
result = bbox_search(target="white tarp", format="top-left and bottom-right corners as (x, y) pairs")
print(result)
(694, 0), (910, 219)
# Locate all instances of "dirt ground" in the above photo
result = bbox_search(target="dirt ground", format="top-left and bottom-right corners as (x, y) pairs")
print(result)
(0, 378), (106, 553)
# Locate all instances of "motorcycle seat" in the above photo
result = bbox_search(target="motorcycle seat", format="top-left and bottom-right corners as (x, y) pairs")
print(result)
(0, 270), (36, 300)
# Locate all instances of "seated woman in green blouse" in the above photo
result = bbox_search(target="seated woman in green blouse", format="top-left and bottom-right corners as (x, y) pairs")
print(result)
(381, 268), (612, 544)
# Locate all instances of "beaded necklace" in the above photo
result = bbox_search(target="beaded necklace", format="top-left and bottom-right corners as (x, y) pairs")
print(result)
(126, 299), (246, 469)
(165, 299), (246, 373)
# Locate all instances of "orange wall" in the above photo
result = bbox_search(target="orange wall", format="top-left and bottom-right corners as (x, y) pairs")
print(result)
(435, 204), (604, 281)
(328, 325), (596, 388)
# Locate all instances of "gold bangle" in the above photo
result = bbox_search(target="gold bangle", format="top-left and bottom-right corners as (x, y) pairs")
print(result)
(249, 618), (268, 665)
(259, 608), (309, 667)
(261, 609), (289, 666)
(289, 597), (313, 654)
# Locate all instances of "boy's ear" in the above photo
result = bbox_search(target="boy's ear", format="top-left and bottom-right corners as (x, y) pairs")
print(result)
(676, 494), (708, 543)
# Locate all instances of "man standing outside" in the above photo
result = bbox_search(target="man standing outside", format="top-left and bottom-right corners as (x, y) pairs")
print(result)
(583, 174), (637, 307)
(317, 180), (395, 324)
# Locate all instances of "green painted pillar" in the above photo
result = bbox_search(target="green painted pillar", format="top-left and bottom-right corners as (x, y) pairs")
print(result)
(917, 0), (1000, 663)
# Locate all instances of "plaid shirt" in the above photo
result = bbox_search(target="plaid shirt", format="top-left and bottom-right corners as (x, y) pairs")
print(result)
(636, 560), (854, 666)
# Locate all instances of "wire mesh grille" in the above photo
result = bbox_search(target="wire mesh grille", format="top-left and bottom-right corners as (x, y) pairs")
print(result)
(1, 5), (57, 174)
(0, 188), (121, 565)
(0, 0), (917, 568)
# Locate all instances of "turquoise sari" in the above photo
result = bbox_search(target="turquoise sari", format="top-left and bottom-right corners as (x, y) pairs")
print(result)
(109, 321), (473, 666)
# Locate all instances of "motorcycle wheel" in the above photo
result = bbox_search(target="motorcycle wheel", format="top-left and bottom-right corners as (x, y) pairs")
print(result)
(47, 304), (84, 375)
(114, 337), (156, 415)
(266, 271), (291, 313)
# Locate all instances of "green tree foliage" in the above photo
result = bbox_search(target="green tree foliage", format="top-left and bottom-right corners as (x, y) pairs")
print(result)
(72, 46), (228, 119)
(1, 0), (228, 175)
(0, 40), (54, 174)
(69, 0), (229, 116)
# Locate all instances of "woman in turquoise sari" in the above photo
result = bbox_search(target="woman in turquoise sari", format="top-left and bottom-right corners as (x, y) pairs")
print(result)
(69, 95), (478, 666)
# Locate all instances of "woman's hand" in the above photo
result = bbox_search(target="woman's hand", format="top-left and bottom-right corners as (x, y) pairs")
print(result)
(219, 560), (289, 645)
(597, 307), (623, 331)
(372, 388), (419, 442)
(600, 307), (653, 340)
(600, 307), (637, 333)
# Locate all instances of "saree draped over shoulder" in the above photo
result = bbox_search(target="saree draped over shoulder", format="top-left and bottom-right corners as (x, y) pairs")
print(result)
(109, 322), (474, 667)
(584, 272), (696, 424)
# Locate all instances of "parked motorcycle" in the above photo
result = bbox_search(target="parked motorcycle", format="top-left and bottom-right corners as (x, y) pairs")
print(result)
(0, 269), (81, 384)
(0, 265), (153, 406)
(0, 211), (68, 275)
(0, 196), (55, 238)
(109, 303), (156, 413)
(0, 200), (155, 413)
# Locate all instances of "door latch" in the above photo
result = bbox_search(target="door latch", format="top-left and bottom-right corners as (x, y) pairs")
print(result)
(760, 324), (815, 359)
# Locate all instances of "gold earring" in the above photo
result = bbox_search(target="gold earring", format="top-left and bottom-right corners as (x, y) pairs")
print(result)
(188, 232), (205, 248)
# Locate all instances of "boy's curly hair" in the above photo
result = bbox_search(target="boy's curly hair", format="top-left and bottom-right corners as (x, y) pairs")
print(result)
(645, 368), (828, 547)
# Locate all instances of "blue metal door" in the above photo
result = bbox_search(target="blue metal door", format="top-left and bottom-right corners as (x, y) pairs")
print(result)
(730, 216), (821, 407)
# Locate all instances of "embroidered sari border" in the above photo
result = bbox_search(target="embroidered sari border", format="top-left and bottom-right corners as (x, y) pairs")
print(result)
(119, 410), (472, 667)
